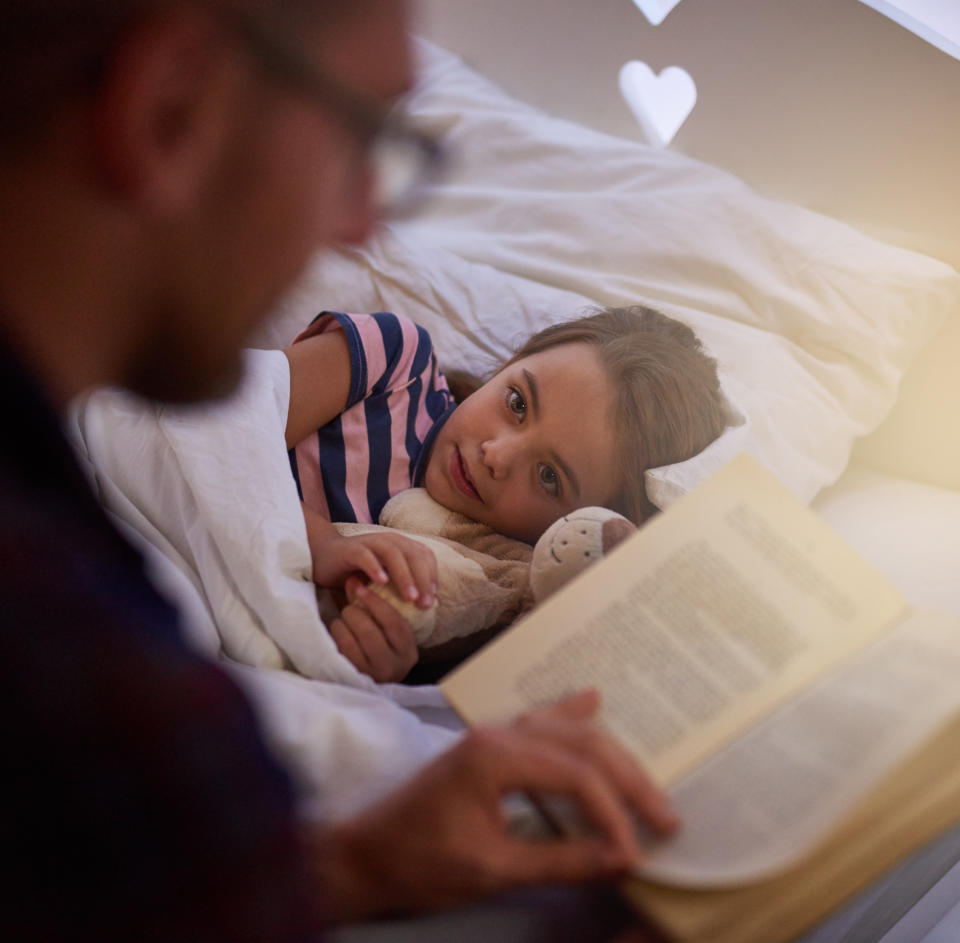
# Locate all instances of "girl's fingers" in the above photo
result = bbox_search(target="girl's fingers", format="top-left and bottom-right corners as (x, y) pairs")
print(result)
(373, 541), (419, 604)
(406, 545), (438, 609)
(328, 616), (370, 675)
(354, 586), (419, 660)
(349, 547), (389, 586)
(335, 599), (417, 682)
(336, 535), (437, 608)
(365, 536), (436, 608)
(343, 606), (392, 680)
(343, 575), (366, 605)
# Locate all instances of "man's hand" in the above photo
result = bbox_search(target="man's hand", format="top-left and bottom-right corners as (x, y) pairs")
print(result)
(311, 691), (678, 922)
(329, 577), (419, 682)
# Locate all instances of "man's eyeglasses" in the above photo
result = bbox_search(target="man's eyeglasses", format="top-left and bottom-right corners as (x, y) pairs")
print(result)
(222, 7), (446, 217)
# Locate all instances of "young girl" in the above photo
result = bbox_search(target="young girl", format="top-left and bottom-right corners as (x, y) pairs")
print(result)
(284, 305), (727, 680)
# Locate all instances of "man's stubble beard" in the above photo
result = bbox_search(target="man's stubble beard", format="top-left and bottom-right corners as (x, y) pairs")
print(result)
(121, 309), (248, 406)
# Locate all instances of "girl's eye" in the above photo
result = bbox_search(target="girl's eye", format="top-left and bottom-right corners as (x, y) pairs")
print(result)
(538, 463), (560, 497)
(506, 387), (527, 419)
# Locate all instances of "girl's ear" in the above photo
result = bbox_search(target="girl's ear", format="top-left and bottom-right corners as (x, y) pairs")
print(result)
(89, 5), (243, 215)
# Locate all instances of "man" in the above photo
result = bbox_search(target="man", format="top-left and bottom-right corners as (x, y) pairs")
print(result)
(0, 1), (675, 937)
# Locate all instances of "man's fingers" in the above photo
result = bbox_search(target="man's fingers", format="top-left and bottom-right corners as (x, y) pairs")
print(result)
(545, 721), (674, 834)
(524, 689), (600, 722)
(516, 694), (677, 835)
(463, 729), (641, 864)
(495, 835), (631, 887)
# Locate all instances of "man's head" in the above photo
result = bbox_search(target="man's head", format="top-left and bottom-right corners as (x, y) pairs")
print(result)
(0, 0), (414, 404)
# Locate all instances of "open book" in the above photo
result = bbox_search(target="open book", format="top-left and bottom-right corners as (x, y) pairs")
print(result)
(441, 454), (960, 943)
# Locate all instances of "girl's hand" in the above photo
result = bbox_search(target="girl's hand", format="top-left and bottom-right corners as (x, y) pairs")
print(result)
(329, 578), (419, 682)
(311, 531), (438, 609)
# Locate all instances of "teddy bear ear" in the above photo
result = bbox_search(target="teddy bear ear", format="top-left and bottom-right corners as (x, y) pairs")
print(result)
(601, 516), (637, 553)
(557, 506), (636, 554)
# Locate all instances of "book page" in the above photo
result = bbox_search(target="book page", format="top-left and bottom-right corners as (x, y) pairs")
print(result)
(442, 454), (907, 784)
(636, 608), (960, 886)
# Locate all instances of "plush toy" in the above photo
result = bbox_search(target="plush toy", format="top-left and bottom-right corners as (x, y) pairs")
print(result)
(330, 488), (636, 650)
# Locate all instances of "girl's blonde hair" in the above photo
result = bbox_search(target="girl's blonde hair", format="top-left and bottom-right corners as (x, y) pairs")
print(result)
(447, 306), (727, 524)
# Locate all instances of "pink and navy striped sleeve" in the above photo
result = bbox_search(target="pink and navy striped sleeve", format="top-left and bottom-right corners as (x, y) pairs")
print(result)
(288, 312), (455, 525)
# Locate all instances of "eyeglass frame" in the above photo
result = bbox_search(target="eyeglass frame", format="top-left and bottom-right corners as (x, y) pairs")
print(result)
(218, 5), (446, 215)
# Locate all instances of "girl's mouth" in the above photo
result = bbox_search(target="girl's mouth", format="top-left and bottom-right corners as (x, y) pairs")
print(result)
(450, 447), (481, 500)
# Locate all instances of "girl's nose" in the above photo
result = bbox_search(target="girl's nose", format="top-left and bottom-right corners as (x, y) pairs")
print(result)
(480, 435), (519, 479)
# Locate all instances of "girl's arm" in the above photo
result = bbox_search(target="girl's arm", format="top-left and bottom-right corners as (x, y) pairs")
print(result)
(286, 326), (438, 607)
(282, 330), (353, 449)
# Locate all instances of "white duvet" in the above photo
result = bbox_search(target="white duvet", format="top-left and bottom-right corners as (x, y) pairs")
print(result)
(69, 348), (460, 821)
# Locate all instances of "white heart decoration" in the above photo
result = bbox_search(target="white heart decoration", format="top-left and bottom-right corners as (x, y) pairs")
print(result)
(618, 61), (697, 147)
(630, 0), (684, 26)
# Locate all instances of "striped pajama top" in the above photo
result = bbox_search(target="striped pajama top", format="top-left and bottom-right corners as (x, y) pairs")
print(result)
(288, 311), (456, 524)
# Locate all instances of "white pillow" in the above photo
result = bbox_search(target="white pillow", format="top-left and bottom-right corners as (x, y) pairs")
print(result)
(373, 38), (960, 509)
(257, 228), (596, 377)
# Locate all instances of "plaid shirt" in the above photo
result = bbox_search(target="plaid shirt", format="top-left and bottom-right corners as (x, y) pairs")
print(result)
(0, 332), (324, 941)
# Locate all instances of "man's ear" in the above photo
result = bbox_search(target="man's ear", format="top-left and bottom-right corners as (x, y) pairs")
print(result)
(89, 6), (244, 214)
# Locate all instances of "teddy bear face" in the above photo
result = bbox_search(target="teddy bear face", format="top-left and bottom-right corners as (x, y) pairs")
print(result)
(529, 507), (635, 603)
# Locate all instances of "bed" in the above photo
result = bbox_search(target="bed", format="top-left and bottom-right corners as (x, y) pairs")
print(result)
(71, 26), (960, 943)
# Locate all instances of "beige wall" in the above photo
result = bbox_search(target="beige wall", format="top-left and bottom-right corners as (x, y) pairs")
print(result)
(416, 0), (960, 490)
(851, 315), (960, 492)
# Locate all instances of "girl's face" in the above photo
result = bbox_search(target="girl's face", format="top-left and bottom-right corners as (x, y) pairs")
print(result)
(424, 342), (620, 544)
